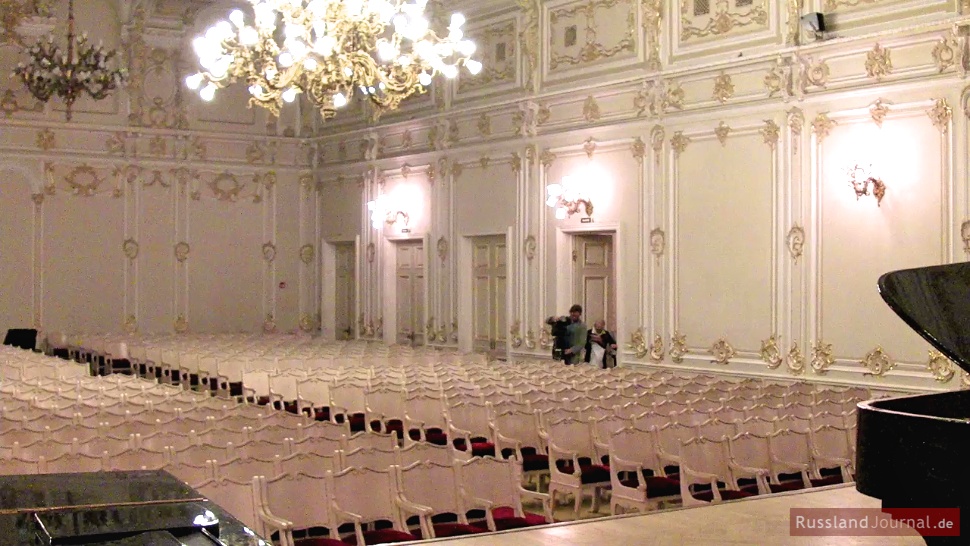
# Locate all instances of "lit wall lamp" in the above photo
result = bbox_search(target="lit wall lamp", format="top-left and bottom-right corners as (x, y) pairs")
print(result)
(367, 195), (410, 230)
(846, 164), (886, 207)
(546, 175), (594, 220)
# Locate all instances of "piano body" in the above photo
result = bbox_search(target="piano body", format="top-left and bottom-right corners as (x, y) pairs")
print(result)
(857, 263), (970, 545)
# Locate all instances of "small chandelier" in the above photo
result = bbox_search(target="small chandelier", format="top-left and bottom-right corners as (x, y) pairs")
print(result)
(546, 175), (593, 220)
(846, 164), (886, 207)
(368, 195), (409, 229)
(186, 0), (482, 120)
(13, 0), (127, 121)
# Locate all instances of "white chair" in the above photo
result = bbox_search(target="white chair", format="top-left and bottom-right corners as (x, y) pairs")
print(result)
(395, 460), (490, 539)
(196, 477), (261, 537)
(608, 425), (680, 514)
(678, 436), (757, 507)
(544, 417), (611, 518)
(338, 445), (399, 471)
(328, 466), (427, 545)
(255, 472), (340, 546)
(456, 454), (552, 531)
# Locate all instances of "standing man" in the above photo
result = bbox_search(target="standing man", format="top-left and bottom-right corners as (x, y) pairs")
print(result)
(584, 319), (618, 369)
(562, 304), (588, 365)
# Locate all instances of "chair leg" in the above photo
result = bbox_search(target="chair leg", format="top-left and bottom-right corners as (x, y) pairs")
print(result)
(591, 487), (601, 512)
(573, 489), (583, 518)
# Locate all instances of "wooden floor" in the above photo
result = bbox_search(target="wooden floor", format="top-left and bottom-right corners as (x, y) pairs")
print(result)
(401, 485), (925, 546)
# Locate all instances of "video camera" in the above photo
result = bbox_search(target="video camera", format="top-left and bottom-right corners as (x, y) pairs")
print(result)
(546, 316), (572, 361)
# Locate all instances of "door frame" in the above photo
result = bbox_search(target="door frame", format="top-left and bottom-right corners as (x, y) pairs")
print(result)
(321, 236), (360, 342)
(382, 234), (430, 345)
(457, 228), (513, 356)
(555, 223), (622, 354)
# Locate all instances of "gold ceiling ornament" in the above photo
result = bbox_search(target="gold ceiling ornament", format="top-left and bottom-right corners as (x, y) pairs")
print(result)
(927, 350), (956, 383)
(627, 328), (648, 359)
(869, 99), (890, 127)
(510, 320), (523, 348)
(761, 119), (780, 149)
(548, 0), (636, 70)
(173, 314), (188, 334)
(785, 0), (803, 45)
(631, 137), (646, 163)
(187, 0), (480, 121)
(0, 0), (40, 46)
(300, 244), (315, 265)
(786, 225), (805, 263)
(709, 338), (736, 365)
(670, 131), (690, 157)
(123, 314), (137, 335)
(649, 334), (664, 363)
(802, 57), (829, 88)
(649, 228), (665, 264)
(174, 242), (190, 263)
(642, 0), (661, 70)
(864, 43), (892, 80)
(861, 346), (895, 376)
(811, 112), (836, 143)
(13, 0), (127, 122)
(122, 238), (139, 261)
(263, 313), (277, 333)
(714, 121), (731, 146)
(712, 72), (734, 103)
(517, 0), (540, 93)
(525, 329), (536, 350)
(788, 341), (805, 375)
(36, 127), (55, 150)
(262, 242), (277, 262)
(436, 236), (448, 261)
(763, 58), (787, 98)
(65, 164), (102, 196)
(960, 220), (970, 256)
(760, 334), (783, 369)
(680, 0), (768, 40)
(932, 35), (958, 73)
(583, 95), (601, 122)
(539, 324), (553, 349)
(927, 98), (952, 133)
(523, 235), (536, 261)
(583, 137), (596, 159)
(670, 332), (687, 363)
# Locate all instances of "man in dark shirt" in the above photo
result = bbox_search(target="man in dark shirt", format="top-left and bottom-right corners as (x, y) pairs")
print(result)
(562, 304), (587, 365)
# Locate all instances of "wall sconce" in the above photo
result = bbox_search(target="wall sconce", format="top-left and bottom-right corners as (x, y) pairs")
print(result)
(546, 175), (594, 220)
(846, 164), (886, 207)
(367, 195), (410, 230)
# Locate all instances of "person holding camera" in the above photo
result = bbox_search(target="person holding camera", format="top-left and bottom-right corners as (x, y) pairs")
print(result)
(547, 304), (587, 365)
(584, 319), (618, 369)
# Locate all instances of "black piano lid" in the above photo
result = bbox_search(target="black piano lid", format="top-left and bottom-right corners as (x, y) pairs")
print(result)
(878, 261), (970, 377)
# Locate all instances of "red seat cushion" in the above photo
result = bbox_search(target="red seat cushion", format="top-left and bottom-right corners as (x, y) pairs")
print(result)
(425, 431), (448, 445)
(520, 452), (549, 472)
(429, 523), (488, 538)
(556, 461), (611, 484)
(618, 476), (680, 497)
(342, 529), (418, 545)
(295, 539), (348, 546)
(810, 475), (843, 487)
(691, 488), (756, 502)
(454, 439), (497, 457)
(470, 506), (548, 531)
(769, 480), (808, 493)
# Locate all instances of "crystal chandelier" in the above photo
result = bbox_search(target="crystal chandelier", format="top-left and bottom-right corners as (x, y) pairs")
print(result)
(13, 0), (127, 121)
(186, 0), (481, 120)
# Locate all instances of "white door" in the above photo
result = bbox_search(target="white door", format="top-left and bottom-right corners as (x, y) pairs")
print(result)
(395, 241), (425, 345)
(334, 242), (356, 340)
(574, 234), (615, 330)
(472, 236), (507, 353)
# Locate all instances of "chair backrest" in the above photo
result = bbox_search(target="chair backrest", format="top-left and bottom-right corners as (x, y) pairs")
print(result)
(345, 431), (397, 451)
(679, 436), (731, 485)
(365, 387), (406, 419)
(216, 455), (280, 482)
(655, 422), (697, 460)
(728, 432), (772, 472)
(41, 452), (106, 474)
(545, 417), (596, 459)
(768, 428), (813, 467)
(455, 456), (522, 513)
(396, 461), (464, 519)
(609, 425), (662, 472)
(338, 445), (398, 471)
(397, 442), (454, 467)
(277, 451), (337, 477)
(697, 418), (738, 441)
(490, 408), (544, 450)
(162, 459), (215, 487)
(328, 466), (403, 529)
(810, 424), (851, 460)
(195, 477), (260, 532)
(258, 472), (332, 534)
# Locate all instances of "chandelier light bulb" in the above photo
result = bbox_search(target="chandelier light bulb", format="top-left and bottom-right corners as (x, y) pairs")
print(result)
(185, 73), (204, 90)
(278, 52), (294, 67)
(440, 64), (458, 79)
(465, 59), (482, 75)
(239, 27), (259, 45)
(282, 88), (298, 102)
(418, 72), (432, 86)
(333, 92), (348, 108)
(200, 83), (217, 101)
(229, 9), (245, 28)
(555, 208), (567, 220)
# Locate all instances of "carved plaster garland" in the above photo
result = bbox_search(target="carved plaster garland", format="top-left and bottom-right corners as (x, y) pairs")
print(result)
(865, 43), (893, 80)
(812, 113), (837, 142)
(714, 122), (731, 146)
(927, 98), (952, 133)
(869, 99), (890, 127)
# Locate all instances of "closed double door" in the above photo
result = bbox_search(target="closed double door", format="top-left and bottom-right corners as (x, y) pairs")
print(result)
(472, 236), (507, 352)
(395, 241), (425, 345)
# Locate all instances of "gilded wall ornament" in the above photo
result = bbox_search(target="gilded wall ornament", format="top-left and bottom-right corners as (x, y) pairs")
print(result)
(65, 165), (103, 196)
(642, 0), (661, 69)
(583, 95), (601, 122)
(525, 329), (537, 350)
(375, 316), (384, 337)
(149, 136), (167, 157)
(680, 0), (768, 40)
(36, 128), (55, 150)
(540, 150), (557, 170)
(539, 325), (553, 349)
(263, 313), (277, 333)
(299, 313), (317, 332)
(865, 43), (893, 80)
(811, 341), (835, 374)
(122, 239), (139, 261)
(174, 242), (190, 263)
(650, 125), (665, 164)
(517, 0), (540, 92)
(30, 193), (44, 206)
(524, 235), (537, 261)
(174, 314), (188, 333)
(628, 328), (648, 359)
(760, 334), (783, 369)
(437, 237), (448, 261)
(123, 314), (137, 334)
(670, 132), (690, 156)
(366, 242), (377, 263)
(649, 228), (665, 264)
(786, 225), (805, 263)
(631, 137), (646, 163)
(788, 107), (804, 154)
(927, 98), (952, 133)
(670, 332), (687, 363)
(262, 242), (277, 262)
(583, 138), (596, 159)
(862, 346), (895, 376)
(961, 220), (970, 256)
(145, 170), (170, 189)
(510, 320), (523, 348)
(714, 122), (731, 146)
(548, 0), (636, 70)
(761, 119), (780, 149)
(764, 60), (786, 98)
(812, 113), (836, 143)
(785, 0), (803, 45)
(709, 339), (736, 365)
(479, 156), (490, 170)
(932, 35), (958, 73)
(401, 129), (413, 149)
(451, 320), (459, 342)
(208, 173), (244, 202)
(802, 57), (829, 88)
(712, 73), (735, 103)
(426, 317), (436, 340)
(788, 342), (806, 375)
(299, 244), (315, 265)
(869, 99), (890, 127)
(927, 350), (956, 382)
(649, 334), (664, 363)
(476, 113), (491, 137)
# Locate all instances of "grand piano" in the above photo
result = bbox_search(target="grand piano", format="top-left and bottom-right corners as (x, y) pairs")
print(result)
(857, 263), (970, 545)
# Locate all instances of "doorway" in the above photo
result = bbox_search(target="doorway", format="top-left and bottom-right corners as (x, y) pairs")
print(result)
(333, 242), (356, 340)
(573, 233), (616, 332)
(394, 240), (425, 345)
(471, 235), (507, 353)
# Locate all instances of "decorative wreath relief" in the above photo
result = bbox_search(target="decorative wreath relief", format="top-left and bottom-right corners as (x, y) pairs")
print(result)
(262, 242), (277, 262)
(524, 235), (537, 261)
(174, 242), (190, 263)
(66, 165), (103, 196)
(122, 238), (139, 260)
(299, 244), (315, 265)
